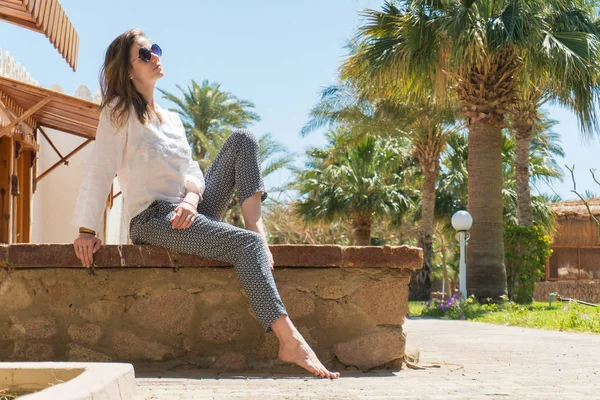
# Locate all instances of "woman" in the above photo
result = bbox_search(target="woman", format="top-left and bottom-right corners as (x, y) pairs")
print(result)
(72, 28), (339, 379)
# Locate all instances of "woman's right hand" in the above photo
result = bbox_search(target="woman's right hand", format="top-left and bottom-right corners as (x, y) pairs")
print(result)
(73, 233), (102, 267)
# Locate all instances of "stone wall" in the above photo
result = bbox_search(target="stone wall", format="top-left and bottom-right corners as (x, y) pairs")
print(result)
(0, 244), (422, 372)
(534, 280), (600, 304)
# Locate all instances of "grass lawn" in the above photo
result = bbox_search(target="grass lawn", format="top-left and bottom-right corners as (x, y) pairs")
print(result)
(408, 300), (600, 334)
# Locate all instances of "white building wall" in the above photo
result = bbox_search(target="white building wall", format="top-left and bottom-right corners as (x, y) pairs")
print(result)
(2, 48), (126, 244)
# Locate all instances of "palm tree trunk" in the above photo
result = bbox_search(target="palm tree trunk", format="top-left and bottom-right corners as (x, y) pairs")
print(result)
(409, 164), (438, 300)
(352, 213), (372, 246)
(514, 121), (533, 226)
(467, 121), (508, 302)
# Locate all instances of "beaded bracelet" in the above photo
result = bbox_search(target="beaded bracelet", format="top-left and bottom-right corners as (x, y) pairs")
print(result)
(79, 227), (96, 236)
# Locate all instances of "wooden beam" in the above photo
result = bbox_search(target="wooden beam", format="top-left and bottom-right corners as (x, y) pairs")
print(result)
(34, 138), (92, 182)
(38, 126), (67, 164)
(0, 96), (52, 138)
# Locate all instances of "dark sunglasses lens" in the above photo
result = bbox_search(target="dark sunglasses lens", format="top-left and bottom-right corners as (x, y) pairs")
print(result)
(151, 44), (162, 57)
(138, 47), (151, 62)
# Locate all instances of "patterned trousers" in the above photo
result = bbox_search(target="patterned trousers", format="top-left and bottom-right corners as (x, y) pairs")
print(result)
(129, 129), (288, 331)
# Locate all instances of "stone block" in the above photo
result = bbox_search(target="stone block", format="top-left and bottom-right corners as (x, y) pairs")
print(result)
(197, 313), (243, 344)
(4, 315), (56, 340)
(198, 289), (244, 307)
(68, 323), (102, 345)
(279, 288), (315, 318)
(342, 245), (422, 269)
(270, 245), (343, 267)
(79, 300), (124, 322)
(112, 331), (178, 361)
(67, 344), (112, 362)
(47, 281), (78, 315)
(315, 284), (352, 300)
(333, 328), (406, 370)
(0, 277), (32, 311)
(127, 290), (195, 336)
(211, 351), (247, 371)
(12, 342), (54, 361)
(255, 333), (279, 360)
(349, 278), (409, 325)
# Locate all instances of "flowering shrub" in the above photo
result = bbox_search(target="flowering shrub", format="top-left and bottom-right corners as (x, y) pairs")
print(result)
(421, 292), (479, 319)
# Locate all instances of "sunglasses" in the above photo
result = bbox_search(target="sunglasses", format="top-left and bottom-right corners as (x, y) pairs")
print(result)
(138, 44), (162, 63)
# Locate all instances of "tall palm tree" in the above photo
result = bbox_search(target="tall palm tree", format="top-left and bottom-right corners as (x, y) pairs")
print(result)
(159, 79), (260, 161)
(342, 0), (600, 301)
(295, 131), (414, 245)
(511, 5), (600, 226)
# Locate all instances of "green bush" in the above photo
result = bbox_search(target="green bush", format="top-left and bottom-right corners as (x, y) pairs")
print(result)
(504, 225), (552, 304)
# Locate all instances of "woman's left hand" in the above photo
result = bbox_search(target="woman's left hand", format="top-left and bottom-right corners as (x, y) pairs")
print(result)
(170, 201), (197, 229)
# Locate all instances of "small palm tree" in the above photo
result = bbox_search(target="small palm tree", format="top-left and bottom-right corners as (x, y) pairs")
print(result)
(295, 131), (414, 245)
(159, 79), (260, 161)
(160, 80), (294, 227)
(302, 82), (459, 299)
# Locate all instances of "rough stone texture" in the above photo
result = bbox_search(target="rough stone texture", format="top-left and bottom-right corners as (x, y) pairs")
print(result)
(79, 300), (124, 322)
(112, 331), (179, 361)
(4, 315), (56, 340)
(12, 342), (54, 361)
(0, 277), (32, 311)
(68, 323), (102, 345)
(67, 343), (112, 362)
(349, 275), (410, 325)
(127, 290), (195, 336)
(197, 313), (243, 344)
(279, 288), (315, 318)
(534, 280), (600, 303)
(0, 244), (419, 370)
(333, 328), (406, 370)
(211, 351), (247, 371)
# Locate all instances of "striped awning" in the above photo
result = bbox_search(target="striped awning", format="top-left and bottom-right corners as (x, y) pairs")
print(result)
(0, 0), (79, 71)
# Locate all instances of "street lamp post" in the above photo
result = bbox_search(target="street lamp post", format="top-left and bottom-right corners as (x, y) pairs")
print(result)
(451, 210), (473, 300)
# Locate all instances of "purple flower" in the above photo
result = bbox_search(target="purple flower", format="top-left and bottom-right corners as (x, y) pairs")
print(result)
(582, 314), (589, 320)
(460, 315), (466, 320)
(440, 303), (445, 311)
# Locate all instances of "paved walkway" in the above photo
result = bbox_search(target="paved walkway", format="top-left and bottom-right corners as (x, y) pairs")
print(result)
(134, 318), (599, 399)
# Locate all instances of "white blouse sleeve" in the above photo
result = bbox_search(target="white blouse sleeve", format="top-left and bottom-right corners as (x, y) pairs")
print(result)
(185, 157), (206, 199)
(71, 106), (127, 232)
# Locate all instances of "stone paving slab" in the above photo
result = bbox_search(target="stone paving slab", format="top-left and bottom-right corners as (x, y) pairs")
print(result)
(134, 318), (600, 399)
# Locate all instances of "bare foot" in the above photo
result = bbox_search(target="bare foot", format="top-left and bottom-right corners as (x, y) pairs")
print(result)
(278, 332), (340, 379)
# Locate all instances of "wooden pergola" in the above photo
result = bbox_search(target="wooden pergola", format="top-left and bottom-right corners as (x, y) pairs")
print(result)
(0, 0), (79, 70)
(0, 75), (99, 243)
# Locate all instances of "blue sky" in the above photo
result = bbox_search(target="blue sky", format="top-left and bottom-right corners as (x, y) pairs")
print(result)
(1, 0), (598, 201)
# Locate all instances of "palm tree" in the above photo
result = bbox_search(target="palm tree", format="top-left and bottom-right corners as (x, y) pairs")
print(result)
(302, 83), (459, 299)
(295, 131), (414, 245)
(160, 80), (294, 227)
(342, 0), (600, 301)
(158, 79), (260, 161)
(436, 127), (562, 234)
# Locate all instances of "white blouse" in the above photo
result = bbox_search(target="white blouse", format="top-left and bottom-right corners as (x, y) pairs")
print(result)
(71, 102), (205, 233)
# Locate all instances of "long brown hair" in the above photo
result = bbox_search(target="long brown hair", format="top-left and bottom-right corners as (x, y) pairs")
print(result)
(99, 28), (153, 127)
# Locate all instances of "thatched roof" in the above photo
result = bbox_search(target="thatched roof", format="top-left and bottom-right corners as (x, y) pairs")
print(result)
(550, 198), (600, 220)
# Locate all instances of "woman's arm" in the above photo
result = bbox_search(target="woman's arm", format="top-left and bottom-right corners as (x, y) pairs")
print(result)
(71, 106), (127, 232)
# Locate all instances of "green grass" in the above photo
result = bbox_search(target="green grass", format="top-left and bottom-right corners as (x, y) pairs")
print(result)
(409, 299), (600, 334)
